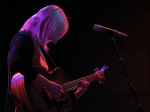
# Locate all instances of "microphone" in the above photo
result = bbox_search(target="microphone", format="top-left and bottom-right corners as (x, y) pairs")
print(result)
(93, 24), (128, 37)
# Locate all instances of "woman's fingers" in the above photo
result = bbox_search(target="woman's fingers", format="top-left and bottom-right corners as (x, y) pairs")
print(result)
(55, 95), (60, 102)
(79, 79), (90, 91)
(54, 89), (65, 102)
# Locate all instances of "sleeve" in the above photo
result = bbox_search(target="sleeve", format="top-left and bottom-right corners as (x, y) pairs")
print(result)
(8, 34), (38, 82)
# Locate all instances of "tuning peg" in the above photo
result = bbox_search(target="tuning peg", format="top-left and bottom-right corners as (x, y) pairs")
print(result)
(98, 80), (104, 84)
(100, 65), (109, 72)
(93, 65), (109, 73)
(93, 68), (100, 72)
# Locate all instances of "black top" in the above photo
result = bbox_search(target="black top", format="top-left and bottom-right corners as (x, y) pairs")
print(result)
(8, 30), (57, 83)
(8, 31), (38, 82)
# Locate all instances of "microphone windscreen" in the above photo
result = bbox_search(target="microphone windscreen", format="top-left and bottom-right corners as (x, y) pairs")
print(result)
(93, 24), (107, 32)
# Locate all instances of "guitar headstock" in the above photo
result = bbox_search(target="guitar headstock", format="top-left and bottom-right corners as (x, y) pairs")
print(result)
(94, 65), (109, 84)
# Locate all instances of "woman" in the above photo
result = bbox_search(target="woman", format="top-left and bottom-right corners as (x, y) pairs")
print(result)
(7, 4), (90, 112)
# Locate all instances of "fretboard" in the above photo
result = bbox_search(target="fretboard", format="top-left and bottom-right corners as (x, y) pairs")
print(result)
(62, 71), (103, 93)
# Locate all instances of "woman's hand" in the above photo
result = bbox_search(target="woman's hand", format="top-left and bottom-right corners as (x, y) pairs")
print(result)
(74, 79), (90, 100)
(32, 74), (64, 102)
(46, 81), (64, 102)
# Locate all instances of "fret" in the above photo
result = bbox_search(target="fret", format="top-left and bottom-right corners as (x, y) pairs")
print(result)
(62, 71), (103, 92)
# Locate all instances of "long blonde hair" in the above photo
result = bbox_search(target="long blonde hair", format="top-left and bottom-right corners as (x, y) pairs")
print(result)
(20, 5), (69, 53)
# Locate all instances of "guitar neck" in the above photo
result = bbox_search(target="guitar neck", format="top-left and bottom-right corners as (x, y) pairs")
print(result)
(62, 72), (102, 93)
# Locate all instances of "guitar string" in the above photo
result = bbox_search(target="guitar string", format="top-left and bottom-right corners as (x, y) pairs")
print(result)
(64, 74), (96, 92)
(62, 79), (80, 92)
(62, 73), (101, 92)
(46, 72), (103, 98)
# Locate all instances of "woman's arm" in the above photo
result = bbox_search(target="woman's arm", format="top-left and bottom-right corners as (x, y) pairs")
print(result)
(8, 33), (37, 82)
(32, 74), (64, 102)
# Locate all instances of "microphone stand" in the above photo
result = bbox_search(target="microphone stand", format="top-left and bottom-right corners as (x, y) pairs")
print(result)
(109, 35), (142, 112)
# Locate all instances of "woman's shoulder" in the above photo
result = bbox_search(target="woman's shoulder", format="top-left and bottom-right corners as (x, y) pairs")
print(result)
(12, 31), (32, 43)
(9, 31), (34, 49)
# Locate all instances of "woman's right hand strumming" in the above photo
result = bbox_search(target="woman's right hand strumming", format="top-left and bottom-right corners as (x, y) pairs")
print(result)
(32, 74), (64, 102)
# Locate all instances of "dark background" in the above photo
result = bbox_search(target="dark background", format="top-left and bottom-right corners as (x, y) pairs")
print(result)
(1, 0), (150, 112)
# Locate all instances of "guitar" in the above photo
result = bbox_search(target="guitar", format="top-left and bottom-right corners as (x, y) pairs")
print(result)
(11, 65), (108, 112)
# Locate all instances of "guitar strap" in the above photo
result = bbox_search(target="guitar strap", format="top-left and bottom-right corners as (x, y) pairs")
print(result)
(40, 45), (58, 70)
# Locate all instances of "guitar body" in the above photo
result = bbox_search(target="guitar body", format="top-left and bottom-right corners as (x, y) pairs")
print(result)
(11, 67), (76, 112)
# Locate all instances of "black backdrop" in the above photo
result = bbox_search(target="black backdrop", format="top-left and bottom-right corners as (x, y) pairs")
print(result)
(1, 0), (150, 111)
